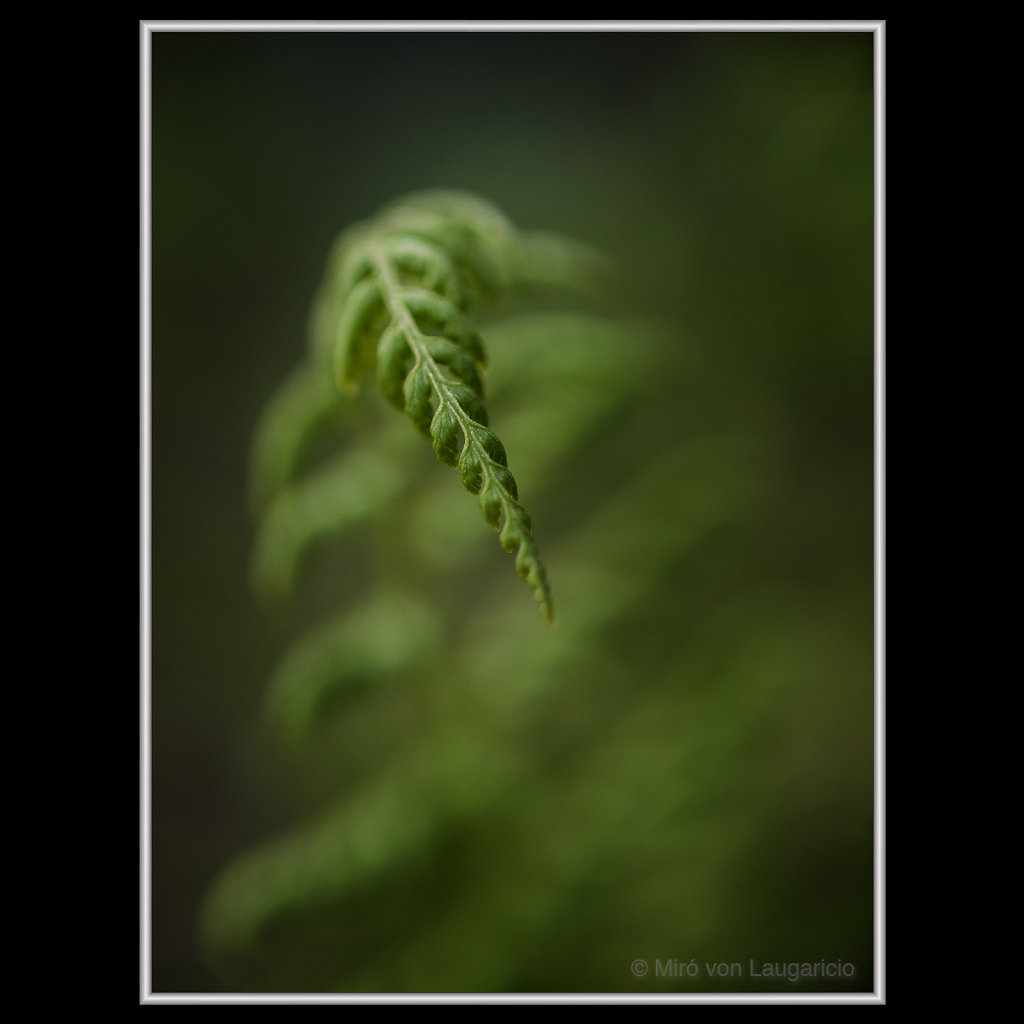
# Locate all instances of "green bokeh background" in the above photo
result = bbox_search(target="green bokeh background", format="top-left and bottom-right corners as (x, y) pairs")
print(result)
(149, 26), (877, 995)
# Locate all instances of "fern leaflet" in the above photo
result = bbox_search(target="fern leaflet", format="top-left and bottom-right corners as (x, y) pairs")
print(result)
(298, 191), (605, 623)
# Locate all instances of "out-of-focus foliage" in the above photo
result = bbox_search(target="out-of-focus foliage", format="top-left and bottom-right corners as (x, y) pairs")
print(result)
(151, 27), (876, 996)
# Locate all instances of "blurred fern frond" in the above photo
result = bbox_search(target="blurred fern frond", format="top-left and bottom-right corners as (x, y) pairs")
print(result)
(201, 193), (686, 988)
(199, 187), (872, 995)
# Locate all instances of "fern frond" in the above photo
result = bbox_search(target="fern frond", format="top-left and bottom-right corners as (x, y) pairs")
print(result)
(307, 191), (594, 623)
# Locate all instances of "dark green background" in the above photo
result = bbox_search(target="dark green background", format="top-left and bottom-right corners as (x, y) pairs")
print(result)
(149, 26), (876, 995)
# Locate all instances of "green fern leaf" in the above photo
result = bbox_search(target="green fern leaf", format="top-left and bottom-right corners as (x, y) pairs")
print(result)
(305, 190), (600, 623)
